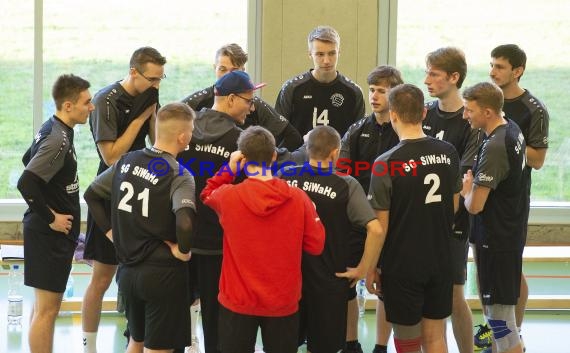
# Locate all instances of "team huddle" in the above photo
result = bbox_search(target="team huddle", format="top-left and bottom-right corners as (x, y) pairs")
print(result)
(17, 25), (549, 353)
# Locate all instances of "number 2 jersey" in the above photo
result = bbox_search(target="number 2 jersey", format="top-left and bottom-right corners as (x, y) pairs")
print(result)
(275, 70), (365, 137)
(368, 137), (461, 280)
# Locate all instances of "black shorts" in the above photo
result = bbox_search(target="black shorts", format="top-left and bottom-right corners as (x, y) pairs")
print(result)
(83, 211), (118, 265)
(449, 236), (469, 285)
(347, 228), (366, 301)
(23, 224), (76, 292)
(120, 263), (191, 349)
(218, 304), (299, 353)
(476, 247), (522, 306)
(382, 273), (452, 326)
(299, 286), (347, 353)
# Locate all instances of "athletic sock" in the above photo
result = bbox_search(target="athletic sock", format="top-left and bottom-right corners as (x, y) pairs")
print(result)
(83, 331), (97, 353)
(190, 302), (201, 340)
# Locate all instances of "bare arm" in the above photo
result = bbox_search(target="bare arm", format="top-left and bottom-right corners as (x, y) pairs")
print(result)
(97, 103), (156, 166)
(336, 218), (385, 287)
(148, 109), (157, 145)
(366, 210), (389, 295)
(453, 192), (460, 214)
(526, 146), (547, 170)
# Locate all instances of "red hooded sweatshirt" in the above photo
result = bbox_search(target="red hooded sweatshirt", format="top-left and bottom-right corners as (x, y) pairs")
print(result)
(201, 170), (325, 317)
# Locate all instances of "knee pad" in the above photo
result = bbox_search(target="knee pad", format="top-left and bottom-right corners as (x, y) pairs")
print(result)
(485, 304), (521, 352)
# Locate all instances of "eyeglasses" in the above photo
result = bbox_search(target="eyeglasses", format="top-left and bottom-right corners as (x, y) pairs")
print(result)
(135, 68), (166, 83)
(233, 94), (255, 108)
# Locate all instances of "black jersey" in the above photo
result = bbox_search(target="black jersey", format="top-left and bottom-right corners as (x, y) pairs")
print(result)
(503, 90), (549, 150)
(368, 137), (461, 280)
(339, 114), (400, 192)
(89, 148), (196, 266)
(181, 85), (301, 147)
(275, 70), (365, 136)
(89, 82), (157, 173)
(21, 115), (81, 238)
(423, 101), (483, 236)
(423, 101), (481, 170)
(470, 120), (527, 251)
(177, 108), (242, 253)
(280, 165), (376, 292)
(503, 90), (549, 196)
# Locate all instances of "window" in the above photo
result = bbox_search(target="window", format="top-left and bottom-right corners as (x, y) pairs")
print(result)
(396, 0), (570, 202)
(0, 0), (247, 201)
(0, 1), (33, 199)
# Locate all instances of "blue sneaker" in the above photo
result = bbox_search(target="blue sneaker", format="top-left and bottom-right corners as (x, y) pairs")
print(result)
(474, 324), (492, 350)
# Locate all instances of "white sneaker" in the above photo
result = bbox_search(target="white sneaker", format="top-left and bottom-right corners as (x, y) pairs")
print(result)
(520, 334), (526, 352)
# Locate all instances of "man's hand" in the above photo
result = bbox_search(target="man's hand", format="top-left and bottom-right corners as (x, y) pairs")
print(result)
(164, 240), (191, 262)
(135, 103), (157, 122)
(461, 169), (474, 197)
(228, 150), (246, 174)
(365, 268), (382, 296)
(49, 209), (73, 235)
(336, 266), (366, 288)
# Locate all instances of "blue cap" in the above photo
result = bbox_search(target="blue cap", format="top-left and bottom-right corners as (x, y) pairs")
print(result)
(214, 71), (266, 96)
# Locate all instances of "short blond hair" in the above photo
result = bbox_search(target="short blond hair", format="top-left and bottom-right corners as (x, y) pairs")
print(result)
(308, 26), (340, 50)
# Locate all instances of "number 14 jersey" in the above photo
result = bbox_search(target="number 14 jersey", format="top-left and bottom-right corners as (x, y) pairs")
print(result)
(275, 70), (364, 137)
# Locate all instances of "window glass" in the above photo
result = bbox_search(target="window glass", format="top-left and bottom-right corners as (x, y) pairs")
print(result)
(40, 0), (247, 196)
(0, 2), (33, 198)
(397, 0), (570, 201)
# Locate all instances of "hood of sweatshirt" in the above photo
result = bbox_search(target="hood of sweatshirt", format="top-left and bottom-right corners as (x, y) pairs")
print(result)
(236, 178), (295, 217)
(192, 108), (239, 144)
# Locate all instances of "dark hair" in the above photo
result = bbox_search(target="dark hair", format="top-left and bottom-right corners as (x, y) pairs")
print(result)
(367, 65), (404, 87)
(157, 102), (195, 123)
(307, 126), (341, 160)
(238, 126), (276, 165)
(130, 47), (167, 73)
(462, 82), (504, 115)
(215, 43), (248, 68)
(52, 74), (91, 110)
(388, 84), (424, 124)
(491, 44), (526, 81)
(425, 47), (467, 88)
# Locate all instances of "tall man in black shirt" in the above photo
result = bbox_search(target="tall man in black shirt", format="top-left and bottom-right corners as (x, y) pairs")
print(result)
(423, 47), (480, 353)
(490, 45), (549, 349)
(182, 43), (303, 150)
(461, 82), (526, 353)
(84, 102), (196, 352)
(82, 46), (166, 353)
(368, 84), (461, 353)
(275, 26), (365, 137)
(339, 66), (403, 353)
(17, 74), (94, 353)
